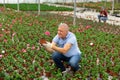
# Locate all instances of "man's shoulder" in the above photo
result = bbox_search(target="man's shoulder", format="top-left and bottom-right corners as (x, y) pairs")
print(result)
(67, 32), (76, 41)
(68, 32), (75, 37)
(69, 31), (75, 35)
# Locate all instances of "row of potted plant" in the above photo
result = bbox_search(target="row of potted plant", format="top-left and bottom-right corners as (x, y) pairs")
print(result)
(0, 7), (120, 79)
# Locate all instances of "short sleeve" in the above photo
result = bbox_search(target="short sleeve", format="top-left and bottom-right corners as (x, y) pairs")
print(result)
(66, 34), (76, 45)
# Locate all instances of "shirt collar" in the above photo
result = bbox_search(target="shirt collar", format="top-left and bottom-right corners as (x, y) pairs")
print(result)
(63, 31), (70, 40)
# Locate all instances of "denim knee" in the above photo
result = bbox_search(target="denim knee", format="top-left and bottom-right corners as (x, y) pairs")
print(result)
(69, 61), (77, 68)
(69, 61), (79, 72)
(52, 52), (58, 60)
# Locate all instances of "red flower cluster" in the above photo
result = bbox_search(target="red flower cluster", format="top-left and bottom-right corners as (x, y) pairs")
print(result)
(78, 25), (92, 32)
(45, 31), (50, 36)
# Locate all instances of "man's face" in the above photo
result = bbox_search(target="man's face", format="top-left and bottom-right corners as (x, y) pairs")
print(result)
(57, 26), (67, 39)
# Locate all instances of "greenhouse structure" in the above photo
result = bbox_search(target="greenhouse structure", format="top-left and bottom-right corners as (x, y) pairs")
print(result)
(0, 0), (113, 3)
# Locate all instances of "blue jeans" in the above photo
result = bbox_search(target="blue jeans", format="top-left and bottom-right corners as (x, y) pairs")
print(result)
(98, 15), (108, 22)
(52, 52), (81, 72)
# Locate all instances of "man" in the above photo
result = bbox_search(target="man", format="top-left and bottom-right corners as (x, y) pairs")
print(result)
(98, 7), (108, 23)
(43, 23), (82, 75)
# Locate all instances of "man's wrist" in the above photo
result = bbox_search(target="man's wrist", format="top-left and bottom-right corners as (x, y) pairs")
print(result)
(51, 45), (53, 49)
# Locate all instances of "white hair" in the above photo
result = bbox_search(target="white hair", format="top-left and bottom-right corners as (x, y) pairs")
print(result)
(58, 23), (69, 31)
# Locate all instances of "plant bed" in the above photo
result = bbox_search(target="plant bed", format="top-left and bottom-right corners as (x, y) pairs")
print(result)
(0, 7), (120, 79)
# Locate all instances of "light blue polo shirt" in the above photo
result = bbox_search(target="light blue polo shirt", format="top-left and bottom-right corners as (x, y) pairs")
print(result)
(52, 32), (81, 57)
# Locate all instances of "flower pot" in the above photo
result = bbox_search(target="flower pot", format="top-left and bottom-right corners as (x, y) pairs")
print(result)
(39, 38), (47, 45)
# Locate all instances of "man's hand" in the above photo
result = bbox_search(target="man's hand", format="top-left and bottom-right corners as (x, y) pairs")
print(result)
(43, 42), (52, 49)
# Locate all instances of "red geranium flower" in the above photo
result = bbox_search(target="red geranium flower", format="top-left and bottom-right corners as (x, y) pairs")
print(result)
(45, 31), (50, 36)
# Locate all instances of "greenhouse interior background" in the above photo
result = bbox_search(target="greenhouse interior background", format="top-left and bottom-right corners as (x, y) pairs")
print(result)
(0, 0), (120, 80)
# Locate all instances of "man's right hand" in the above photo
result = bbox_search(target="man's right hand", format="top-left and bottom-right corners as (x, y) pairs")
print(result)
(42, 42), (55, 53)
(43, 42), (52, 49)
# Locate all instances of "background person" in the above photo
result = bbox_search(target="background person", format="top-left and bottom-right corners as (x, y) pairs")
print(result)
(98, 7), (108, 23)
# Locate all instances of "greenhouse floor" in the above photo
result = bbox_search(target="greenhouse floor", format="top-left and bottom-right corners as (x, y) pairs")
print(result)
(47, 3), (120, 26)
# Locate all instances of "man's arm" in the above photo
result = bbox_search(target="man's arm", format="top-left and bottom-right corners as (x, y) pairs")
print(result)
(52, 42), (72, 54)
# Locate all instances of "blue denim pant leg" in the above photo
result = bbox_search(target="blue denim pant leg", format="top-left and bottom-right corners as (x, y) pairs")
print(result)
(52, 52), (81, 72)
(68, 54), (81, 72)
(98, 15), (101, 20)
(52, 52), (69, 72)
(98, 15), (108, 22)
(100, 16), (108, 22)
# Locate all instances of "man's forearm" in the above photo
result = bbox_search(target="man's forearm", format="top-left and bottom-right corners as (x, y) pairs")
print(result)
(52, 45), (67, 54)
